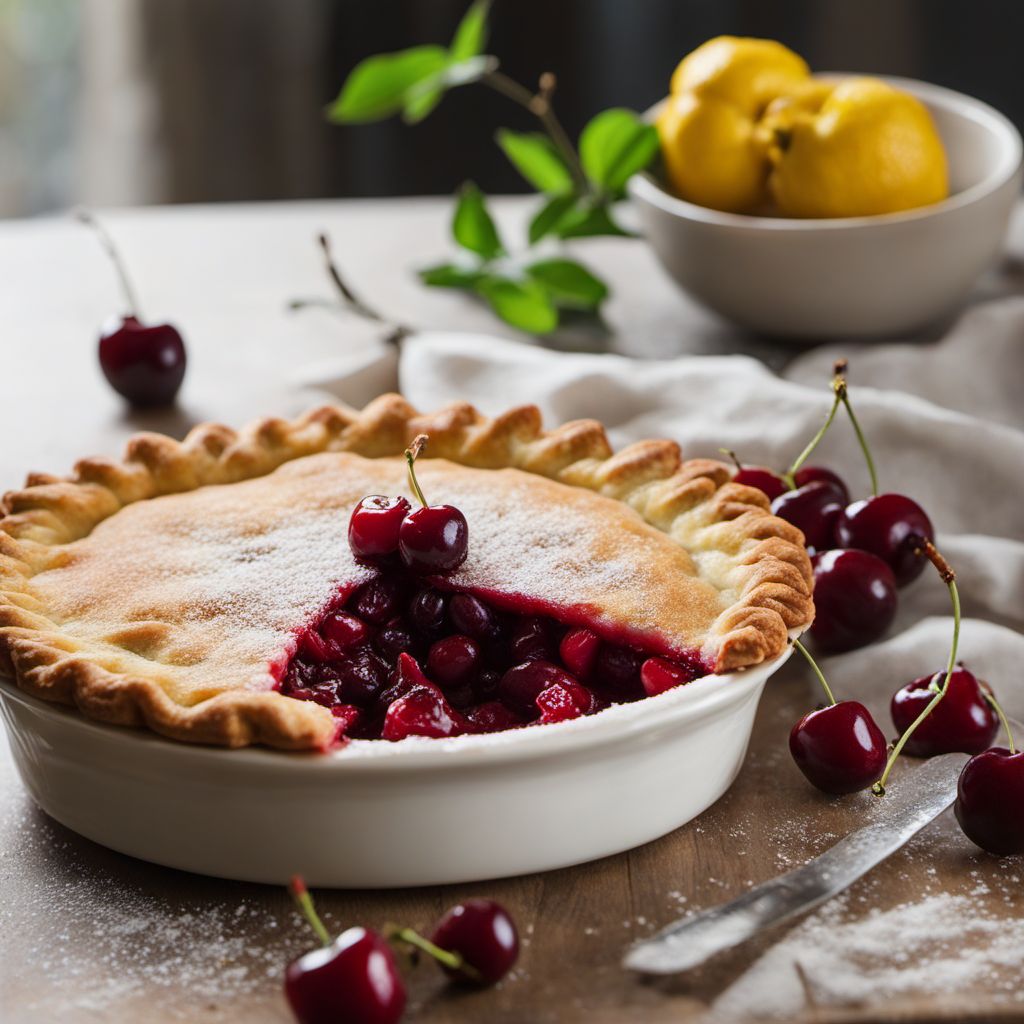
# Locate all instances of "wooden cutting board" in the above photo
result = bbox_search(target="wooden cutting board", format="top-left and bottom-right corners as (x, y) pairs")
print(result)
(2, 660), (1020, 1023)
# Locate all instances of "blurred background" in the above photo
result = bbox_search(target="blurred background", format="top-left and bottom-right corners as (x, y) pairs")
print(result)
(3, 0), (1023, 218)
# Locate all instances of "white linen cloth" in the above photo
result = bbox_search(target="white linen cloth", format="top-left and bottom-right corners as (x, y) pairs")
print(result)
(299, 328), (1024, 727)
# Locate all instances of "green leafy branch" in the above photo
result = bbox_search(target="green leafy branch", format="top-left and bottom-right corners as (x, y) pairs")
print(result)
(327, 0), (658, 334)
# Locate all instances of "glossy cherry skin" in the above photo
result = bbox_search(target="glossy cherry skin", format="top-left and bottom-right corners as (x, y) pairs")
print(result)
(640, 657), (695, 696)
(835, 494), (934, 586)
(348, 496), (412, 563)
(809, 549), (898, 654)
(381, 685), (465, 740)
(955, 748), (1024, 855)
(499, 660), (578, 717)
(733, 467), (787, 501)
(398, 505), (468, 574)
(771, 481), (845, 552)
(429, 900), (519, 986)
(99, 315), (186, 407)
(891, 668), (999, 756)
(559, 627), (601, 680)
(794, 466), (849, 503)
(284, 926), (406, 1024)
(427, 634), (480, 686)
(789, 701), (888, 794)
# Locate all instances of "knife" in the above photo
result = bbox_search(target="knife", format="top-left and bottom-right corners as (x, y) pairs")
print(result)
(623, 752), (965, 975)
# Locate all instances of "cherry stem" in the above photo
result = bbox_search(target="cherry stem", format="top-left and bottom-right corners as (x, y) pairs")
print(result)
(288, 875), (332, 948)
(719, 448), (744, 473)
(984, 691), (1017, 755)
(480, 68), (587, 193)
(792, 638), (837, 706)
(289, 232), (413, 346)
(873, 538), (959, 796)
(831, 360), (879, 497)
(784, 389), (841, 490)
(405, 434), (429, 507)
(76, 208), (141, 318)
(388, 926), (483, 983)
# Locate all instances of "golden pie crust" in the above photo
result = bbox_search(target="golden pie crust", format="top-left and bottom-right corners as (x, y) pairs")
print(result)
(0, 395), (813, 750)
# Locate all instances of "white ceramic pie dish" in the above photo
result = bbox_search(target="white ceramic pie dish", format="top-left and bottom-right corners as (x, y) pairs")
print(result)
(0, 646), (790, 888)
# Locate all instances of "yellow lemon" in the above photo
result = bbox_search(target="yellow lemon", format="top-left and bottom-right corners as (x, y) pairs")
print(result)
(763, 77), (949, 218)
(659, 36), (809, 212)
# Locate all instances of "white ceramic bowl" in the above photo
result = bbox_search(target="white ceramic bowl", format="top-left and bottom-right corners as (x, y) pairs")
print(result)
(0, 648), (790, 888)
(629, 77), (1023, 339)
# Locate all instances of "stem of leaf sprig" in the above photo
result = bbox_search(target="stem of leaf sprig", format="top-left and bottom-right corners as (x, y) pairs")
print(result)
(405, 434), (429, 507)
(783, 360), (879, 496)
(387, 925), (483, 982)
(792, 638), (837, 706)
(481, 69), (588, 192)
(288, 233), (414, 346)
(872, 538), (959, 796)
(289, 875), (332, 948)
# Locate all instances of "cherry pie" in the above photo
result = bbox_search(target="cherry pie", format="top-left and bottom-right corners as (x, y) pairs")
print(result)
(0, 395), (813, 750)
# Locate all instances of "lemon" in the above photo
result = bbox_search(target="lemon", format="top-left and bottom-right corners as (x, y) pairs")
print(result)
(658, 36), (809, 212)
(762, 77), (949, 218)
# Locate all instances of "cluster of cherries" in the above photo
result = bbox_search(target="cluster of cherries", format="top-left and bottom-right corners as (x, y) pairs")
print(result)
(285, 877), (518, 1024)
(734, 363), (1022, 857)
(279, 435), (705, 741)
(78, 210), (188, 408)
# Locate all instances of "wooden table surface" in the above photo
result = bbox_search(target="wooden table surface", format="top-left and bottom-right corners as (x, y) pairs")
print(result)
(1, 201), (1022, 1023)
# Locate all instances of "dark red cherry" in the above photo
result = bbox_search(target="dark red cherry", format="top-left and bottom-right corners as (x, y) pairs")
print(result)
(771, 481), (845, 552)
(332, 648), (388, 706)
(373, 618), (414, 662)
(891, 667), (999, 756)
(429, 900), (519, 987)
(284, 926), (406, 1024)
(789, 701), (888, 794)
(509, 616), (554, 663)
(427, 635), (480, 686)
(595, 645), (643, 699)
(809, 549), (898, 653)
(536, 680), (594, 723)
(835, 494), (934, 586)
(409, 588), (446, 633)
(464, 700), (523, 733)
(449, 593), (496, 639)
(99, 316), (186, 408)
(399, 505), (468, 574)
(382, 685), (466, 740)
(640, 657), (695, 696)
(499, 660), (578, 717)
(955, 748), (1024, 855)
(794, 465), (850, 503)
(350, 577), (402, 625)
(348, 496), (412, 563)
(377, 651), (432, 709)
(320, 611), (370, 653)
(733, 467), (787, 501)
(559, 627), (601, 680)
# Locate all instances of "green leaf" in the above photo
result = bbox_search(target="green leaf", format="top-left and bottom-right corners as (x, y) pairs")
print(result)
(526, 259), (609, 310)
(579, 108), (660, 193)
(556, 202), (634, 239)
(528, 194), (576, 244)
(475, 276), (558, 333)
(452, 183), (503, 259)
(328, 46), (449, 123)
(418, 263), (486, 289)
(402, 55), (493, 124)
(450, 0), (491, 60)
(495, 130), (574, 195)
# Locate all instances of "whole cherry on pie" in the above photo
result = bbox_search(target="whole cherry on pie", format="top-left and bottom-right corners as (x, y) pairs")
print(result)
(349, 495), (412, 563)
(284, 877), (406, 1024)
(398, 434), (469, 574)
(78, 209), (187, 408)
(890, 666), (999, 757)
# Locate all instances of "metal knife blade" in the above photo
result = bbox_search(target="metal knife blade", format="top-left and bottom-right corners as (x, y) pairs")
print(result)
(623, 752), (965, 975)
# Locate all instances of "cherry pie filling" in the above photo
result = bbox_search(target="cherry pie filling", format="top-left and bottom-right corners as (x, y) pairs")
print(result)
(276, 571), (711, 742)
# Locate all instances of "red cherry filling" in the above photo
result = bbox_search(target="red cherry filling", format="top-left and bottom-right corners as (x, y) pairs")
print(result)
(890, 667), (999, 756)
(278, 573), (709, 741)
